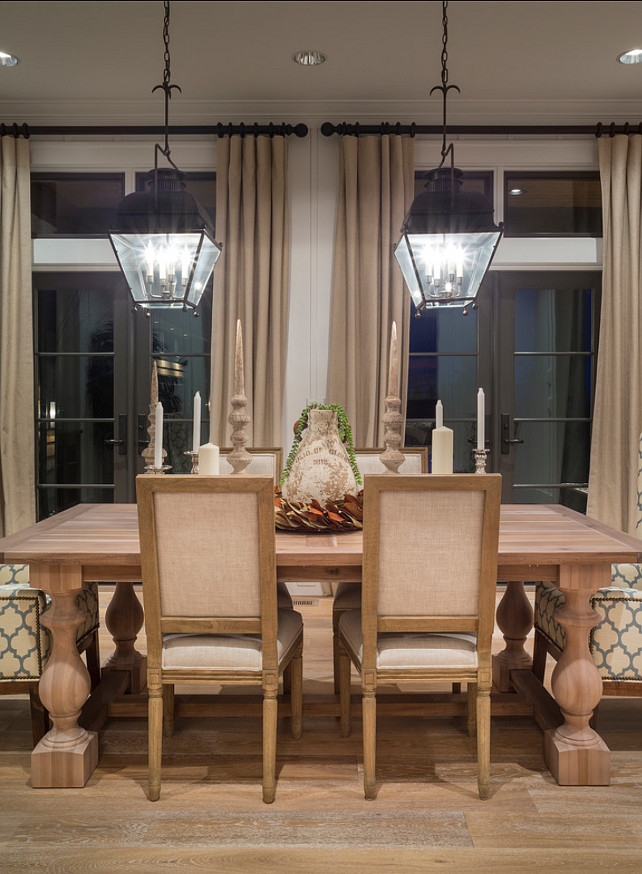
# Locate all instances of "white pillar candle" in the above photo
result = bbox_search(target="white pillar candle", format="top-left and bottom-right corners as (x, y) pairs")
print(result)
(199, 442), (220, 475)
(154, 402), (163, 469)
(431, 426), (453, 474)
(435, 399), (444, 430)
(192, 391), (201, 453)
(477, 388), (485, 451)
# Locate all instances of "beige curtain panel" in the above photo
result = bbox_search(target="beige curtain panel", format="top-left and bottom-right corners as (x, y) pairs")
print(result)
(0, 135), (34, 537)
(327, 134), (415, 446)
(588, 134), (642, 534)
(209, 136), (289, 447)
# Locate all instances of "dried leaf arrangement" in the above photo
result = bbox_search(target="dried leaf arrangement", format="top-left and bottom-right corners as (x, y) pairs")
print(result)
(280, 402), (362, 488)
(275, 490), (364, 532)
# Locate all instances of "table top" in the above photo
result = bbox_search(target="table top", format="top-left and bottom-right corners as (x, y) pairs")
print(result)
(1, 502), (641, 571)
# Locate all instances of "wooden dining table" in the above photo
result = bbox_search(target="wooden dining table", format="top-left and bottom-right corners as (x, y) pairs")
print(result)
(1, 501), (640, 789)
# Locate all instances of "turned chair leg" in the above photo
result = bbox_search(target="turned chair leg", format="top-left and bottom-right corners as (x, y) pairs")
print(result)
(362, 687), (377, 800)
(84, 630), (101, 691)
(162, 684), (175, 737)
(290, 642), (303, 740)
(476, 684), (491, 800)
(262, 684), (278, 804)
(148, 672), (163, 802)
(531, 629), (548, 683)
(338, 639), (352, 738)
(467, 682), (477, 737)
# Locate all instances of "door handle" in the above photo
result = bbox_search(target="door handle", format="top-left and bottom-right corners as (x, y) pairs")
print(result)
(104, 413), (128, 456)
(501, 413), (524, 455)
(137, 413), (150, 449)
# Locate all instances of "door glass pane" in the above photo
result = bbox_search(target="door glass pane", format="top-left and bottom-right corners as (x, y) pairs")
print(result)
(507, 279), (598, 511)
(35, 273), (127, 519)
(409, 306), (477, 354)
(38, 421), (114, 485)
(406, 302), (479, 469)
(31, 174), (125, 236)
(514, 356), (592, 419)
(514, 288), (593, 353)
(38, 288), (114, 353)
(151, 292), (212, 472)
(38, 357), (114, 419)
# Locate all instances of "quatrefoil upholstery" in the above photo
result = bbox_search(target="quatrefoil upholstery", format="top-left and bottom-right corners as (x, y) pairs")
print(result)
(0, 564), (99, 681)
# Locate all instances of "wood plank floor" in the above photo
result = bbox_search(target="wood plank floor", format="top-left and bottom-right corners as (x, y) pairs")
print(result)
(1, 588), (641, 873)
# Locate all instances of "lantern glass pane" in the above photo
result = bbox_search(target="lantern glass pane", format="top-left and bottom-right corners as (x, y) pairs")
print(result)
(110, 231), (220, 308)
(397, 231), (501, 310)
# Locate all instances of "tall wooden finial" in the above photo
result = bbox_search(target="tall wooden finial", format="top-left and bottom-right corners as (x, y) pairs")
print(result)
(142, 360), (167, 470)
(227, 319), (252, 473)
(379, 321), (405, 473)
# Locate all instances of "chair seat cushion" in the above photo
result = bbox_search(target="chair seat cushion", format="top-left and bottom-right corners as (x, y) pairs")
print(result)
(338, 610), (478, 670)
(162, 608), (302, 671)
(332, 581), (361, 613)
(535, 580), (642, 680)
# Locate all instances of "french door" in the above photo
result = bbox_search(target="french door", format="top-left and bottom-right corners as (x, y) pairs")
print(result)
(406, 270), (601, 508)
(34, 271), (212, 518)
(493, 271), (600, 509)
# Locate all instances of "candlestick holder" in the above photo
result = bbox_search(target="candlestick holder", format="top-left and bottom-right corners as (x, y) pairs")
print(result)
(184, 450), (199, 474)
(473, 448), (488, 474)
(144, 463), (171, 475)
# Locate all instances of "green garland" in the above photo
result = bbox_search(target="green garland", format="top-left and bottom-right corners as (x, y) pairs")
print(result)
(280, 402), (362, 487)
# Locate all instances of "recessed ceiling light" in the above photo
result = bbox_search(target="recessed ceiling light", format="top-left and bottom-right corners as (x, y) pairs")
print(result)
(508, 188), (527, 196)
(293, 50), (326, 66)
(0, 51), (19, 67)
(617, 48), (642, 65)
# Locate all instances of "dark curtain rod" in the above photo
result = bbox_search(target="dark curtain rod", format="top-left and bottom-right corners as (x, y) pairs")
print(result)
(321, 122), (642, 138)
(0, 122), (309, 139)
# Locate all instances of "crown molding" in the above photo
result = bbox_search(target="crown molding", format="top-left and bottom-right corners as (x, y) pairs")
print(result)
(1, 97), (640, 129)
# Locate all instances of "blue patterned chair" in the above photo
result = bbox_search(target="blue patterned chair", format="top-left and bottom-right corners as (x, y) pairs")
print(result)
(532, 437), (642, 698)
(0, 564), (101, 743)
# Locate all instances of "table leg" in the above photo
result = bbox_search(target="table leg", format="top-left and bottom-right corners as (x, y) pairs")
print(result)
(102, 581), (147, 693)
(492, 580), (534, 691)
(30, 574), (98, 788)
(544, 563), (610, 785)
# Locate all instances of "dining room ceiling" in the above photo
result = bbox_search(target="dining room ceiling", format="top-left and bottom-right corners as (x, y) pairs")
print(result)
(0, 0), (641, 128)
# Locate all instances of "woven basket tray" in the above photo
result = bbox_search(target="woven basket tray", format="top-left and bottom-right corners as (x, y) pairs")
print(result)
(274, 491), (363, 532)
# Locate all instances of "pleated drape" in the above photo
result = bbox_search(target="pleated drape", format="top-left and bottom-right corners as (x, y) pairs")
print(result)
(0, 135), (34, 536)
(587, 134), (642, 534)
(327, 135), (415, 446)
(209, 135), (289, 446)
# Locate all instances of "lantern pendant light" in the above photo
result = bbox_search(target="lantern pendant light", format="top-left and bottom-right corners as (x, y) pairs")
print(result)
(109, 0), (222, 315)
(394, 0), (502, 316)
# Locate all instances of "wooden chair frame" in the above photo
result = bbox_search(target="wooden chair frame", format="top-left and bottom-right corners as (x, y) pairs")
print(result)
(136, 474), (303, 804)
(337, 474), (502, 800)
(331, 448), (428, 692)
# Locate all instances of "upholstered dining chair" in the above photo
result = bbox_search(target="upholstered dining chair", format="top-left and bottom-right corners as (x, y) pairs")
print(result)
(331, 448), (428, 692)
(136, 474), (304, 804)
(219, 447), (291, 613)
(532, 434), (642, 699)
(337, 473), (502, 800)
(0, 564), (100, 743)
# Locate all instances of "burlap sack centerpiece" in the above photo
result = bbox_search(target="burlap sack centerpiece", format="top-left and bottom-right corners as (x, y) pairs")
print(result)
(276, 404), (363, 532)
